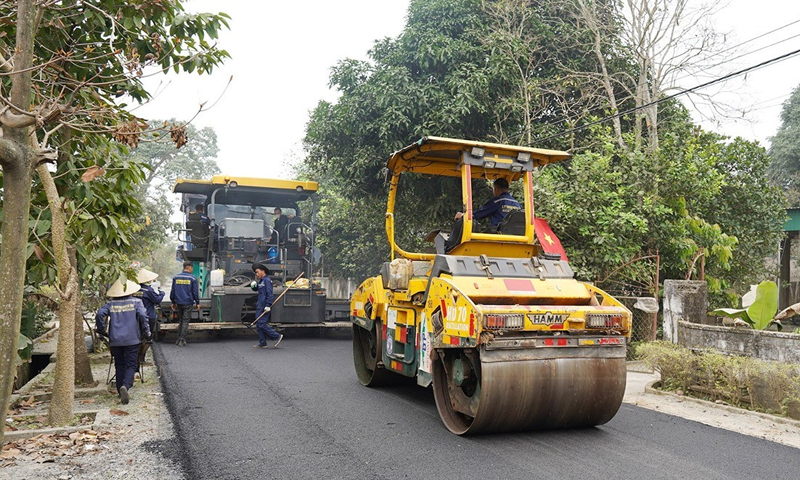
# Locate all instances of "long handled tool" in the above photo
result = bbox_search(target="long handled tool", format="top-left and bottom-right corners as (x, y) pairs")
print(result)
(249, 271), (305, 327)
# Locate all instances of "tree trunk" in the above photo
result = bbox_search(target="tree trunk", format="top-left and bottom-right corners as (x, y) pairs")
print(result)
(38, 164), (79, 426)
(0, 0), (38, 445)
(0, 151), (33, 445)
(73, 254), (94, 386)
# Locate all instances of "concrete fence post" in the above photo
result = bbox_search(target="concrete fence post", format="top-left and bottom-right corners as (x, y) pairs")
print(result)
(663, 280), (707, 344)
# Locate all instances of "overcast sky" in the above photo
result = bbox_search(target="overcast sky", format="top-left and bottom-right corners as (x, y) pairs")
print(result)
(133, 0), (800, 180)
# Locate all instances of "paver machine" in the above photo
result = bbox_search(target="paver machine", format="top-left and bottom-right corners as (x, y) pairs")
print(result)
(158, 175), (348, 337)
(350, 137), (632, 435)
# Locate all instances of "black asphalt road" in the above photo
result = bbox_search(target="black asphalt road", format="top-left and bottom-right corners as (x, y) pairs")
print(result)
(154, 335), (800, 480)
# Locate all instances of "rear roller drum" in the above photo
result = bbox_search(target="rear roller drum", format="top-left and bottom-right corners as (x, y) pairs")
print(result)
(352, 324), (392, 386)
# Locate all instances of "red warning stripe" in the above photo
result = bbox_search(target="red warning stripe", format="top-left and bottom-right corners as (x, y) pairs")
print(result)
(440, 299), (448, 319)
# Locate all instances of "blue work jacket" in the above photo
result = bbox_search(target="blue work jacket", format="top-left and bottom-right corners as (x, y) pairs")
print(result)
(95, 297), (150, 347)
(170, 271), (199, 306)
(139, 284), (165, 319)
(473, 192), (521, 226)
(255, 276), (275, 313)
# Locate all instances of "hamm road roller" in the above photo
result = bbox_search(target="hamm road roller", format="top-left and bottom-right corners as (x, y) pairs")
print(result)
(350, 137), (631, 435)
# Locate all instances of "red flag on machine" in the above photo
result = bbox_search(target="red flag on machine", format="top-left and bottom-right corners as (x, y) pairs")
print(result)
(534, 217), (569, 262)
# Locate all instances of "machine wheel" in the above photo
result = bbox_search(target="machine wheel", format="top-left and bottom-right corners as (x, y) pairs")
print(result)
(432, 347), (628, 435)
(352, 323), (392, 386)
(432, 349), (482, 435)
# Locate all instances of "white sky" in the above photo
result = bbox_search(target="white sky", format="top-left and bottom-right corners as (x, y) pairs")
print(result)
(133, 0), (800, 179)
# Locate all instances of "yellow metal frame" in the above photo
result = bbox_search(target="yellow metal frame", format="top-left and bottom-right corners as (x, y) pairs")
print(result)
(175, 175), (319, 193)
(385, 137), (570, 260)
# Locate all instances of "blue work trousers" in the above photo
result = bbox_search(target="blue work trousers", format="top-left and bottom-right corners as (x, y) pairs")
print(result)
(256, 313), (280, 346)
(111, 344), (140, 392)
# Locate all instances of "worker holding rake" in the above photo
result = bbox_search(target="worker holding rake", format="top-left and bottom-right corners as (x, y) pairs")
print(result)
(251, 263), (283, 349)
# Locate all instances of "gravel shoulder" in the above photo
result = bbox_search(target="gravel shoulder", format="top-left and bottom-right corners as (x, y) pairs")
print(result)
(2, 348), (185, 480)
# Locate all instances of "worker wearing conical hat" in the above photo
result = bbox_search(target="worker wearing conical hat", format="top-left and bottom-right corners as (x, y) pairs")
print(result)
(136, 267), (165, 337)
(95, 279), (151, 405)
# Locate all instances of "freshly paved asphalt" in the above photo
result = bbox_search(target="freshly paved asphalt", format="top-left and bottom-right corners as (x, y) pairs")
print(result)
(154, 334), (800, 480)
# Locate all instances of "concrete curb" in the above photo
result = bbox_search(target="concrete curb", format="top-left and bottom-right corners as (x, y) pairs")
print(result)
(10, 383), (111, 409)
(645, 380), (800, 429)
(3, 410), (103, 443)
(14, 361), (57, 396)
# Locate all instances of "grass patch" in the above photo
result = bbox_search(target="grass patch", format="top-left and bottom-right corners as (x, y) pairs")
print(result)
(636, 341), (800, 419)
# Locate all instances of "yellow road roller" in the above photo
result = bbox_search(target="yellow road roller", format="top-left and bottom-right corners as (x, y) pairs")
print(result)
(350, 137), (631, 435)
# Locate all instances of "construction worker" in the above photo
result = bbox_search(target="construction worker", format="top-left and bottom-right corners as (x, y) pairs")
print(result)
(136, 267), (165, 336)
(250, 263), (283, 348)
(454, 178), (521, 227)
(171, 261), (199, 347)
(188, 203), (210, 225)
(446, 178), (521, 251)
(272, 207), (288, 244)
(96, 279), (151, 405)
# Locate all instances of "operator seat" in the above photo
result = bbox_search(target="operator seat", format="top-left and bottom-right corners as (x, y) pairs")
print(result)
(184, 220), (210, 261)
(496, 209), (525, 235)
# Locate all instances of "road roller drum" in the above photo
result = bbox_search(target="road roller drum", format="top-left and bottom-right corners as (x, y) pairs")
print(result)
(432, 346), (627, 434)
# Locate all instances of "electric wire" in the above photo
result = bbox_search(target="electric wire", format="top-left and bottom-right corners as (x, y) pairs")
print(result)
(519, 18), (800, 143)
(534, 46), (800, 144)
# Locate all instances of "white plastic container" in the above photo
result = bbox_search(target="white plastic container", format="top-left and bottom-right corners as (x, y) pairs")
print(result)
(210, 269), (225, 288)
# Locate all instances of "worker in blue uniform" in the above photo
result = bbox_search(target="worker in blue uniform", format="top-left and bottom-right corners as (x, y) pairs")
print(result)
(188, 203), (211, 225)
(96, 279), (151, 405)
(171, 261), (199, 347)
(445, 178), (521, 251)
(250, 263), (283, 348)
(455, 177), (521, 226)
(137, 267), (165, 337)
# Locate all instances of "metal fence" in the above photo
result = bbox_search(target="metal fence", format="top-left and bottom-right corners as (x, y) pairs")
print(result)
(616, 296), (659, 358)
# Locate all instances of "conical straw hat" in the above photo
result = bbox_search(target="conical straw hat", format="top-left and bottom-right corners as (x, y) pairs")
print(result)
(107, 279), (141, 298)
(136, 268), (158, 284)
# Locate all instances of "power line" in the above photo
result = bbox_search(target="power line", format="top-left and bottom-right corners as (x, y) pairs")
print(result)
(535, 46), (800, 144)
(691, 17), (800, 65)
(521, 17), (800, 142)
(672, 31), (800, 85)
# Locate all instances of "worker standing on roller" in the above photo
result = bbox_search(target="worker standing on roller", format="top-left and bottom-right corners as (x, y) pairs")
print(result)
(171, 261), (199, 347)
(250, 263), (283, 349)
(96, 279), (151, 405)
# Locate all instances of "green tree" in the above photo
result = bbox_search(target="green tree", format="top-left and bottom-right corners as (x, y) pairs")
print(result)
(126, 120), (220, 274)
(302, 0), (785, 309)
(769, 84), (800, 206)
(132, 120), (220, 193)
(303, 0), (617, 279)
(0, 0), (229, 437)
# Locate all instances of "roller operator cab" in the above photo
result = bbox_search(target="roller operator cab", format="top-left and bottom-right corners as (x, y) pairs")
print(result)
(350, 137), (632, 435)
(159, 176), (327, 334)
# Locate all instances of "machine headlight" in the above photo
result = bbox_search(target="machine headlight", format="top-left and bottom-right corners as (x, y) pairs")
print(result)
(484, 314), (524, 330)
(586, 314), (623, 329)
(471, 146), (486, 158)
(517, 152), (532, 163)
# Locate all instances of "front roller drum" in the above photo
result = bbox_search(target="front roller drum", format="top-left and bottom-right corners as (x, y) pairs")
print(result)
(432, 347), (627, 435)
(352, 324), (393, 386)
